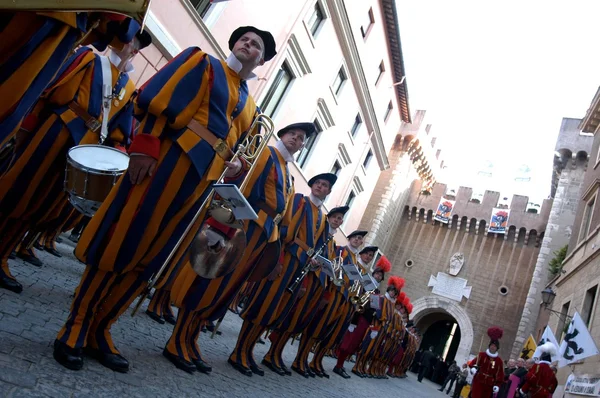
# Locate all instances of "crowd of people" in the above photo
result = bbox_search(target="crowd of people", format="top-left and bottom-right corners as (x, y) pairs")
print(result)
(0, 10), (422, 384)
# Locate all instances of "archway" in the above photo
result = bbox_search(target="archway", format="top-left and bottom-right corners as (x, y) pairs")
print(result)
(411, 296), (474, 366)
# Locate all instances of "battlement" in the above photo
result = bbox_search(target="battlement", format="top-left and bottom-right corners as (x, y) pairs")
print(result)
(406, 180), (551, 241)
(552, 117), (593, 197)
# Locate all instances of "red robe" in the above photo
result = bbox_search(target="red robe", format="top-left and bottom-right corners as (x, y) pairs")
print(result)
(521, 362), (557, 398)
(468, 351), (504, 398)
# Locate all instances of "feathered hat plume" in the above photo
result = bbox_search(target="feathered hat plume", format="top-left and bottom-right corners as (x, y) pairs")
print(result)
(375, 256), (392, 273)
(487, 326), (503, 349)
(388, 276), (405, 291)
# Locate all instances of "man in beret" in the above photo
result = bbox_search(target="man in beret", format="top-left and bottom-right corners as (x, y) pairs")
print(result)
(229, 172), (337, 376)
(159, 122), (315, 374)
(358, 246), (378, 274)
(53, 26), (277, 373)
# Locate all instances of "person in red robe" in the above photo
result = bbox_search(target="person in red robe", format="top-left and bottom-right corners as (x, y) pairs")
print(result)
(520, 342), (558, 398)
(468, 327), (505, 398)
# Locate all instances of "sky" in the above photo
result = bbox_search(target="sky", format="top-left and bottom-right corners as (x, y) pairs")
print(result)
(396, 1), (600, 204)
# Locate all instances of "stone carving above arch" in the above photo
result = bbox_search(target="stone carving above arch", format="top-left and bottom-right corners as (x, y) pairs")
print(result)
(411, 295), (474, 366)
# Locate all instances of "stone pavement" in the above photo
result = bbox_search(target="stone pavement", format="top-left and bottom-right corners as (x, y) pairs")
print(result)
(0, 238), (442, 398)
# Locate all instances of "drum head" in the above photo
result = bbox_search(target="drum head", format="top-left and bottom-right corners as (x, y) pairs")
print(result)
(68, 145), (129, 172)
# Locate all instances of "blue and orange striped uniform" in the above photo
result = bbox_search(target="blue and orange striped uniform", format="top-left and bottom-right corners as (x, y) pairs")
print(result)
(305, 245), (358, 374)
(163, 145), (295, 366)
(55, 46), (260, 356)
(229, 194), (328, 371)
(0, 12), (135, 146)
(0, 47), (135, 286)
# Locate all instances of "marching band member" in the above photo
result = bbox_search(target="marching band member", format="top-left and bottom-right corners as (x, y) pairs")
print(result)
(160, 122), (314, 374)
(0, 13), (137, 145)
(332, 245), (380, 379)
(356, 275), (403, 378)
(519, 342), (558, 398)
(0, 22), (150, 294)
(52, 26), (277, 373)
(291, 205), (349, 378)
(229, 172), (336, 377)
(468, 327), (505, 397)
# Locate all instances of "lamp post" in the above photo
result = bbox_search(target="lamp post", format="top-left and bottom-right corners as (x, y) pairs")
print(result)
(541, 287), (572, 324)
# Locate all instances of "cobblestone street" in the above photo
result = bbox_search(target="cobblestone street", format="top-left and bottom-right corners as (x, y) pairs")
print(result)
(0, 239), (441, 397)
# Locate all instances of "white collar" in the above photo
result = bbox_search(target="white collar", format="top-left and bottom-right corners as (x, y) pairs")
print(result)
(274, 140), (294, 162)
(226, 53), (258, 80)
(329, 226), (338, 235)
(347, 245), (359, 254)
(108, 51), (134, 73)
(385, 292), (396, 303)
(485, 349), (498, 358)
(538, 360), (551, 365)
(309, 194), (323, 207)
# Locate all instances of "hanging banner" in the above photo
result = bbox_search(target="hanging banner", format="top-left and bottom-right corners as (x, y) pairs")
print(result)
(564, 374), (600, 396)
(488, 208), (510, 234)
(533, 325), (560, 360)
(434, 199), (455, 224)
(519, 334), (537, 359)
(558, 312), (600, 368)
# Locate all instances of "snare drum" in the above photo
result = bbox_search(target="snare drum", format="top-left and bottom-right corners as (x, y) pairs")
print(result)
(65, 145), (129, 217)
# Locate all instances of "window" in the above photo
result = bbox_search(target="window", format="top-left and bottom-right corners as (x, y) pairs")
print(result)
(345, 191), (356, 208)
(557, 301), (571, 341)
(307, 2), (325, 37)
(332, 67), (347, 97)
(331, 160), (342, 176)
(375, 61), (385, 86)
(360, 8), (375, 38)
(582, 285), (598, 328)
(296, 119), (322, 168)
(261, 62), (294, 117)
(362, 149), (373, 169)
(384, 100), (393, 122)
(350, 113), (362, 137)
(579, 195), (596, 242)
(190, 0), (213, 18)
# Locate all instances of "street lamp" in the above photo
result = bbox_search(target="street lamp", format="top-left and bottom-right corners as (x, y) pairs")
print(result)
(540, 287), (572, 323)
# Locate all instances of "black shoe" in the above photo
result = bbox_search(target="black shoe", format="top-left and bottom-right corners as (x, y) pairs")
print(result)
(280, 363), (292, 376)
(228, 358), (252, 377)
(321, 370), (330, 379)
(310, 365), (322, 378)
(291, 364), (309, 378)
(55, 236), (63, 244)
(261, 358), (286, 376)
(307, 367), (316, 378)
(192, 358), (212, 374)
(333, 366), (351, 379)
(145, 310), (165, 324)
(16, 250), (43, 267)
(33, 242), (43, 250)
(9, 251), (16, 259)
(0, 275), (23, 294)
(53, 340), (83, 371)
(351, 368), (361, 377)
(439, 388), (444, 392)
(163, 312), (176, 326)
(69, 234), (80, 243)
(45, 247), (62, 257)
(163, 349), (196, 374)
(250, 363), (264, 376)
(84, 347), (129, 373)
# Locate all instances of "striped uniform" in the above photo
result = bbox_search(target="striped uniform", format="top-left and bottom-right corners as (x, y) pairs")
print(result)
(163, 145), (294, 366)
(229, 194), (328, 371)
(0, 12), (132, 146)
(0, 47), (134, 285)
(55, 47), (259, 356)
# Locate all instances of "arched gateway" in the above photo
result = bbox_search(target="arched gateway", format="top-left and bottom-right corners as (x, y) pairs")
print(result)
(411, 296), (474, 366)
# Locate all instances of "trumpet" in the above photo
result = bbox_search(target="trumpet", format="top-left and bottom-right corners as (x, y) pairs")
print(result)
(331, 250), (345, 287)
(131, 114), (274, 316)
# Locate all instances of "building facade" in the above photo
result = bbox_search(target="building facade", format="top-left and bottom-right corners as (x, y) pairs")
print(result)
(546, 89), (600, 396)
(126, 0), (421, 244)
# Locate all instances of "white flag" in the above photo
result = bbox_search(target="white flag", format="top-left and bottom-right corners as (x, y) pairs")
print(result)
(533, 326), (560, 360)
(558, 312), (599, 368)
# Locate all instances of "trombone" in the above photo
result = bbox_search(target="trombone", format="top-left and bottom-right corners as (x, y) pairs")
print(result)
(131, 114), (275, 316)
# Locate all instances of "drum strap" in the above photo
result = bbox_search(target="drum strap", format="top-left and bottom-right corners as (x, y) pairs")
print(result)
(99, 55), (113, 144)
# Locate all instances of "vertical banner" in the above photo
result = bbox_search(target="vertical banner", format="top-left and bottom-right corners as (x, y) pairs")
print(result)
(434, 199), (455, 224)
(489, 208), (510, 234)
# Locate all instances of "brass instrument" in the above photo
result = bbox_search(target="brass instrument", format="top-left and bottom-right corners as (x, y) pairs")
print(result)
(331, 250), (345, 287)
(1, 0), (152, 24)
(131, 114), (275, 316)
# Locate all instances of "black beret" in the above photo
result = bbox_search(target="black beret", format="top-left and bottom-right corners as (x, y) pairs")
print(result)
(359, 246), (378, 255)
(308, 173), (337, 188)
(229, 26), (277, 61)
(277, 122), (316, 139)
(347, 230), (368, 239)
